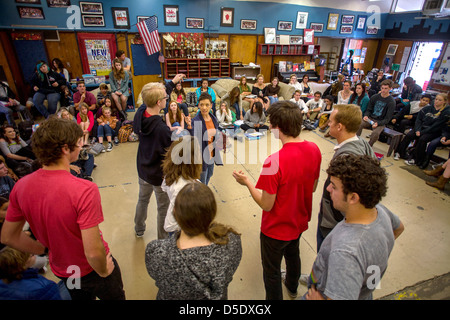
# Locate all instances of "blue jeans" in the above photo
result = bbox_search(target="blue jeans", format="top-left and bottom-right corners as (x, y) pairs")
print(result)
(233, 102), (246, 119)
(200, 163), (214, 185)
(97, 124), (115, 138)
(268, 96), (278, 105)
(33, 92), (60, 118)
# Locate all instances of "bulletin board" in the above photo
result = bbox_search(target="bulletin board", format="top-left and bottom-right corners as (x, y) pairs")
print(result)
(431, 43), (450, 87)
(77, 33), (117, 76)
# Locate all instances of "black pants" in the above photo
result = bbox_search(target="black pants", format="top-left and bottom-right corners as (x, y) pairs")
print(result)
(414, 132), (440, 165)
(396, 130), (419, 159)
(260, 232), (301, 300)
(58, 256), (125, 300)
(240, 124), (269, 132)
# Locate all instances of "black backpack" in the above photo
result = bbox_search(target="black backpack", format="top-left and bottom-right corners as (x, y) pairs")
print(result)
(18, 120), (34, 142)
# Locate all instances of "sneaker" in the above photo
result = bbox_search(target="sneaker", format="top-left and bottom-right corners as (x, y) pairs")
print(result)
(106, 142), (113, 152)
(393, 152), (400, 161)
(299, 274), (309, 285)
(135, 231), (144, 238)
(83, 176), (93, 182)
(114, 136), (119, 145)
(90, 137), (97, 144)
(405, 159), (415, 166)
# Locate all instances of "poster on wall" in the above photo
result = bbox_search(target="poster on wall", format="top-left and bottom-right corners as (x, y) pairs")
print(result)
(84, 39), (112, 76)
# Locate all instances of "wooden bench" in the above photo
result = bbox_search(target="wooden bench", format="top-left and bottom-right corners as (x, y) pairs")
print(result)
(380, 127), (404, 157)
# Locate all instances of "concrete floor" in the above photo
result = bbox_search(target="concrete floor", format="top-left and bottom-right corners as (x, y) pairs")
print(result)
(44, 113), (450, 300)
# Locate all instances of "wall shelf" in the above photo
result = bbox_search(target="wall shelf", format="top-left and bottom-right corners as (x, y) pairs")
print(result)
(164, 58), (230, 79)
(232, 65), (261, 83)
(258, 44), (320, 56)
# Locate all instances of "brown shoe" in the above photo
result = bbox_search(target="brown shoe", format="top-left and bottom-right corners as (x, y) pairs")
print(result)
(423, 165), (444, 177)
(426, 176), (449, 190)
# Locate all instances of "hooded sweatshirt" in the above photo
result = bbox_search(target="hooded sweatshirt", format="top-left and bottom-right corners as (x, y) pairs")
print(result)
(133, 104), (172, 186)
(30, 70), (66, 95)
(318, 136), (376, 237)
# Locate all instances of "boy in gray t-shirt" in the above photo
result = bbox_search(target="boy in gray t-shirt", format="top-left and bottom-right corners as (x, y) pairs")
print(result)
(304, 154), (404, 300)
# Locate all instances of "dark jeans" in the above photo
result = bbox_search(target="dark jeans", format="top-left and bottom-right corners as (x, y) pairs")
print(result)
(414, 132), (440, 165)
(232, 102), (246, 119)
(396, 129), (419, 159)
(426, 136), (446, 156)
(240, 124), (269, 132)
(71, 153), (95, 177)
(260, 232), (301, 300)
(58, 256), (125, 300)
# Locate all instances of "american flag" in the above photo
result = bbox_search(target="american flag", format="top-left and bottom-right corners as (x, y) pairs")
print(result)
(136, 16), (161, 56)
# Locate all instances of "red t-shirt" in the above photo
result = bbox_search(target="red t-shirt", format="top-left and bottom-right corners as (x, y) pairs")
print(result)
(6, 169), (109, 278)
(255, 141), (321, 241)
(73, 90), (97, 107)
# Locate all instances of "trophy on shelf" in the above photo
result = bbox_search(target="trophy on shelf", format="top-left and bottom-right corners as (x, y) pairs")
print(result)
(186, 41), (192, 59)
(163, 34), (175, 58)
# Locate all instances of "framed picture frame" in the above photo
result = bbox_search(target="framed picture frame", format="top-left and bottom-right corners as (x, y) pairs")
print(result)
(111, 7), (129, 29)
(80, 2), (103, 14)
(186, 17), (204, 29)
(278, 21), (293, 31)
(386, 44), (398, 55)
(341, 15), (355, 25)
(46, 0), (70, 7)
(220, 7), (234, 27)
(289, 35), (303, 45)
(303, 29), (314, 45)
(356, 15), (367, 30)
(366, 26), (379, 35)
(264, 27), (276, 44)
(17, 6), (45, 19)
(310, 23), (323, 33)
(327, 13), (339, 30)
(340, 25), (353, 34)
(240, 19), (257, 30)
(82, 14), (105, 27)
(15, 0), (41, 3)
(163, 5), (179, 26)
(137, 16), (149, 24)
(296, 11), (308, 29)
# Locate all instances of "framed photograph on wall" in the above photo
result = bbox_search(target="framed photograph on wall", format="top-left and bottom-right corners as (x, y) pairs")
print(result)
(15, 0), (41, 3)
(340, 25), (353, 34)
(137, 16), (150, 24)
(327, 13), (339, 30)
(240, 19), (257, 30)
(47, 0), (70, 7)
(186, 17), (204, 29)
(264, 27), (276, 44)
(278, 21), (293, 31)
(341, 15), (354, 25)
(366, 26), (379, 35)
(164, 5), (179, 26)
(80, 2), (103, 14)
(310, 23), (323, 33)
(289, 35), (303, 45)
(17, 6), (45, 19)
(295, 12), (308, 29)
(111, 7), (130, 29)
(82, 14), (105, 27)
(356, 15), (367, 29)
(303, 29), (314, 45)
(386, 44), (398, 55)
(220, 7), (234, 27)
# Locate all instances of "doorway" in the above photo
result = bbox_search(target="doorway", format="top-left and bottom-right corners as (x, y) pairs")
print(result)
(406, 41), (443, 91)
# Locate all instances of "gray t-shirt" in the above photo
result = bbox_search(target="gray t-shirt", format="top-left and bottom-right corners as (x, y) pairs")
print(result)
(308, 203), (400, 300)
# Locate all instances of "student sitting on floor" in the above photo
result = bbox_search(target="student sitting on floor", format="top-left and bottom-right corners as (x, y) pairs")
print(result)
(240, 101), (269, 132)
(76, 103), (94, 146)
(306, 92), (325, 122)
(290, 90), (308, 114)
(314, 95), (334, 132)
(97, 106), (118, 152)
(165, 100), (187, 139)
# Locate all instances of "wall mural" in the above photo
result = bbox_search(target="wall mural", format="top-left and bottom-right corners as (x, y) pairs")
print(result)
(384, 18), (450, 41)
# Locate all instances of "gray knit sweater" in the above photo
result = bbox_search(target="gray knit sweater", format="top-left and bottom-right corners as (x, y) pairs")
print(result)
(145, 232), (242, 300)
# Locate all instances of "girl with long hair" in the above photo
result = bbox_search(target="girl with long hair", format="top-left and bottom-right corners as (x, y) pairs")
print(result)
(239, 76), (255, 111)
(349, 82), (370, 114)
(109, 58), (130, 120)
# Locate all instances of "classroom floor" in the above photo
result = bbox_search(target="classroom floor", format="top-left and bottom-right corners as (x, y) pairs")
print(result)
(44, 112), (450, 300)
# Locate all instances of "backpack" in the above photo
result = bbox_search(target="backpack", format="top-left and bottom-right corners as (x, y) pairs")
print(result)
(118, 124), (133, 143)
(18, 120), (34, 142)
(186, 91), (197, 106)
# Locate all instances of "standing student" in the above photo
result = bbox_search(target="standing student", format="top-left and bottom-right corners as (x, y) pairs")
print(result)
(305, 154), (404, 300)
(356, 80), (395, 147)
(1, 117), (125, 300)
(232, 100), (321, 300)
(186, 92), (222, 186)
(133, 82), (172, 239)
(145, 182), (242, 300)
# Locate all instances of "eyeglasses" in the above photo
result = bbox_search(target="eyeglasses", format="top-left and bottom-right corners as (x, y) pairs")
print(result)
(160, 95), (169, 101)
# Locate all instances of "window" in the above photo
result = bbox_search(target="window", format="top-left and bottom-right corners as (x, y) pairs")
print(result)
(392, 0), (426, 12)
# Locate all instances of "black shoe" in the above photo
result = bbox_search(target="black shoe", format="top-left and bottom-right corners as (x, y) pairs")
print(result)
(419, 156), (430, 170)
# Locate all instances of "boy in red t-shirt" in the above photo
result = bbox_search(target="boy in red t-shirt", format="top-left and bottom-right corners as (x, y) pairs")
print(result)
(1, 118), (125, 300)
(233, 100), (321, 300)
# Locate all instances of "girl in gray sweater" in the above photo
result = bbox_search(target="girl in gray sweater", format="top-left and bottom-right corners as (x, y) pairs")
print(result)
(240, 101), (269, 132)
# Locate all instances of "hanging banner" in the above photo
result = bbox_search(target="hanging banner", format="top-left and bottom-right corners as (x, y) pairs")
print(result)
(84, 39), (112, 76)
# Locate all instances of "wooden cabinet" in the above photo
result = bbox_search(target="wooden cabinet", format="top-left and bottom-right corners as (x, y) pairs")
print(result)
(232, 65), (261, 82)
(258, 44), (320, 56)
(165, 58), (230, 79)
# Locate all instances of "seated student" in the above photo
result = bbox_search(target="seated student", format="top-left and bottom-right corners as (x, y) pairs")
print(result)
(288, 74), (302, 91)
(76, 103), (94, 146)
(299, 74), (312, 99)
(161, 136), (203, 236)
(396, 76), (423, 112)
(221, 87), (244, 120)
(0, 125), (35, 171)
(109, 58), (130, 121)
(0, 159), (15, 199)
(169, 82), (189, 117)
(240, 101), (269, 132)
(59, 108), (77, 123)
(252, 74), (270, 112)
(336, 80), (353, 105)
(306, 91), (325, 122)
(59, 85), (73, 112)
(145, 181), (242, 300)
(349, 82), (370, 115)
(97, 106), (119, 152)
(165, 100), (187, 139)
(290, 90), (308, 114)
(0, 246), (67, 300)
(216, 101), (234, 128)
(73, 81), (96, 113)
(314, 95), (334, 132)
(368, 70), (385, 97)
(196, 78), (216, 114)
(424, 156), (450, 190)
(96, 83), (111, 109)
(238, 77), (255, 111)
(0, 81), (33, 124)
(266, 77), (281, 106)
(391, 94), (431, 134)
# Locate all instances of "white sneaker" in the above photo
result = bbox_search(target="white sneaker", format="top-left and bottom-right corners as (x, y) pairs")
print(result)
(405, 159), (415, 166)
(299, 274), (309, 285)
(106, 142), (113, 152)
(394, 152), (400, 161)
